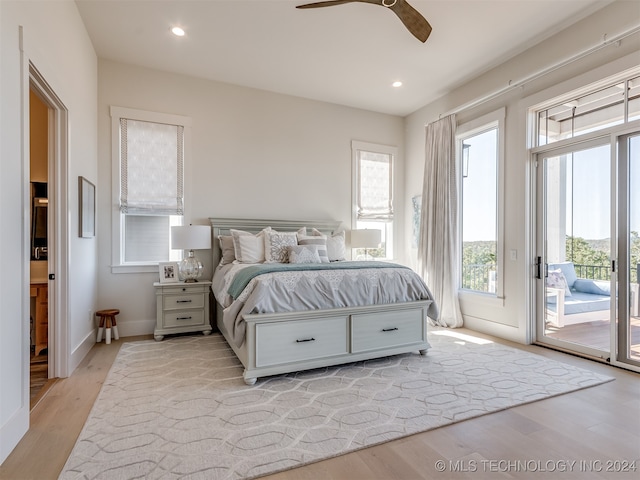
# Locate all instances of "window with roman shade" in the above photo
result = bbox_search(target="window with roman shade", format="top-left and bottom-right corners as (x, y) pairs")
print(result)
(356, 150), (394, 221)
(352, 141), (396, 259)
(111, 106), (191, 272)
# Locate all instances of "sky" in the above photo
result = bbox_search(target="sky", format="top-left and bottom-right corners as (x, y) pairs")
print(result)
(461, 130), (640, 245)
(563, 136), (639, 241)
(461, 128), (497, 243)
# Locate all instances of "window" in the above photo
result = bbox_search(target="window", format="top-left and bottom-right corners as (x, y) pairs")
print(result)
(536, 75), (640, 146)
(111, 107), (191, 273)
(352, 141), (395, 260)
(457, 108), (505, 297)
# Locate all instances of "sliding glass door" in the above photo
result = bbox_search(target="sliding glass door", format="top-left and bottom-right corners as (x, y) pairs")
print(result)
(535, 130), (640, 369)
(536, 139), (613, 359)
(618, 133), (640, 367)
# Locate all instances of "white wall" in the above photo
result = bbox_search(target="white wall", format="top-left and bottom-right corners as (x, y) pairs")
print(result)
(404, 1), (640, 343)
(97, 60), (405, 337)
(0, 0), (97, 464)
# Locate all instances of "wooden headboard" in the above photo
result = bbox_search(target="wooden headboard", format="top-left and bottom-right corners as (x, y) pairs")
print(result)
(208, 217), (342, 269)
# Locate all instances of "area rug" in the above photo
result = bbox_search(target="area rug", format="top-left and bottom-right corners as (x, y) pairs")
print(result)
(60, 330), (613, 479)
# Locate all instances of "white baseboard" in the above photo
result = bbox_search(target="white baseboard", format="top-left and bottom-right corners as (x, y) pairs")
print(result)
(116, 318), (155, 338)
(69, 329), (98, 375)
(0, 403), (28, 465)
(463, 315), (524, 344)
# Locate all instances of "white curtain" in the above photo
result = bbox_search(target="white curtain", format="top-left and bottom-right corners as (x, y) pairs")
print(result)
(417, 115), (463, 328)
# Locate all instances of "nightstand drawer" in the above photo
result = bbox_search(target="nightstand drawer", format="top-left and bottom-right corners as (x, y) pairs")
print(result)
(163, 310), (205, 328)
(163, 293), (204, 310)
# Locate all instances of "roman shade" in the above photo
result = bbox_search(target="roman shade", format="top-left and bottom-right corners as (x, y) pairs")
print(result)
(119, 118), (184, 215)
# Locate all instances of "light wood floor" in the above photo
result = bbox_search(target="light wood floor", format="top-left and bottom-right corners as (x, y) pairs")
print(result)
(1, 330), (638, 480)
(546, 316), (640, 360)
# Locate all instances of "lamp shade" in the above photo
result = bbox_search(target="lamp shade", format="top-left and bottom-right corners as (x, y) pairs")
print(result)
(171, 225), (211, 250)
(350, 229), (381, 249)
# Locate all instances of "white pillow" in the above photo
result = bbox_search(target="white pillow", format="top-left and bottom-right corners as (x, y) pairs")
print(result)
(264, 231), (298, 263)
(297, 235), (329, 263)
(288, 245), (322, 264)
(313, 229), (346, 262)
(230, 228), (270, 264)
(547, 269), (572, 297)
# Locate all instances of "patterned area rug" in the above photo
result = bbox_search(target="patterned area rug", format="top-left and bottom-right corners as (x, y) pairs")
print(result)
(60, 330), (612, 479)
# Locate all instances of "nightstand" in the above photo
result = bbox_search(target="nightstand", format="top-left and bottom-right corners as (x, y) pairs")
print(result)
(154, 281), (212, 341)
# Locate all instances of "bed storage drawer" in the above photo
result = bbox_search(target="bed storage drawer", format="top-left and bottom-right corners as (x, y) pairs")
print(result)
(351, 308), (424, 353)
(255, 316), (348, 367)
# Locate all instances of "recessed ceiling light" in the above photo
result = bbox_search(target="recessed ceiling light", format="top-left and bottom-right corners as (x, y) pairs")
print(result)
(392, 81), (403, 88)
(171, 26), (185, 37)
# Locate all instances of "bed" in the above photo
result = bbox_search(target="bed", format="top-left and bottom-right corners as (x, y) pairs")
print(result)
(209, 217), (438, 385)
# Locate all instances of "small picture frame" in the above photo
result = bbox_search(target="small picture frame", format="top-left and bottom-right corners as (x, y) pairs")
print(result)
(79, 176), (95, 238)
(158, 262), (180, 283)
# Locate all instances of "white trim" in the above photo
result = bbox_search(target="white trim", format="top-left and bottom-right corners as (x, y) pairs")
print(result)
(109, 106), (192, 127)
(29, 64), (71, 379)
(68, 329), (96, 374)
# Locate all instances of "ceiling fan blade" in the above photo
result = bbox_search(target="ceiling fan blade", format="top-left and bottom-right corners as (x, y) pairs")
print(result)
(296, 0), (432, 43)
(389, 0), (432, 43)
(296, 0), (377, 9)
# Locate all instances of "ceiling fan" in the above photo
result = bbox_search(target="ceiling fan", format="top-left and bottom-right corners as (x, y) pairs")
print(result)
(296, 0), (432, 43)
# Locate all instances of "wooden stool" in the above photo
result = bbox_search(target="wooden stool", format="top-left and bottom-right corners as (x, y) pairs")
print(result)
(96, 309), (120, 344)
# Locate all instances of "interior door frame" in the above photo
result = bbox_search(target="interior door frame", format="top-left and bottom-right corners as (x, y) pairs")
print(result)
(26, 62), (70, 380)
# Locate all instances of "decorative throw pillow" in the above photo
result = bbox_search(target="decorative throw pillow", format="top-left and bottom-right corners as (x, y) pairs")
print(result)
(230, 228), (270, 264)
(288, 245), (322, 264)
(313, 229), (346, 261)
(297, 235), (329, 263)
(218, 235), (236, 265)
(264, 231), (298, 263)
(547, 269), (572, 297)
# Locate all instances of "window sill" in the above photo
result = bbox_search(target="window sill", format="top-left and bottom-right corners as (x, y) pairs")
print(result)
(111, 264), (160, 275)
(458, 289), (505, 307)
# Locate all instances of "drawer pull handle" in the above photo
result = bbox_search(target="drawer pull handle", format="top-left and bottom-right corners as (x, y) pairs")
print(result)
(382, 327), (399, 332)
(176, 300), (192, 303)
(296, 337), (316, 343)
(177, 316), (192, 321)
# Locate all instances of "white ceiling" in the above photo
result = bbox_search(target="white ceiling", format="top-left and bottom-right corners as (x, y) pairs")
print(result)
(75, 0), (610, 116)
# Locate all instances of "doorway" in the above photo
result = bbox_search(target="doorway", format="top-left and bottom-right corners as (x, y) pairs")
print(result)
(26, 63), (71, 403)
(534, 131), (640, 371)
(28, 86), (52, 406)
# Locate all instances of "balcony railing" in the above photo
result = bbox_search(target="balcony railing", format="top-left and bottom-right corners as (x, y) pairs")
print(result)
(574, 263), (639, 284)
(462, 263), (496, 293)
(462, 262), (640, 293)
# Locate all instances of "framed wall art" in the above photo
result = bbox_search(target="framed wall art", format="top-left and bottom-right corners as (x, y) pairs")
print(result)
(79, 176), (95, 238)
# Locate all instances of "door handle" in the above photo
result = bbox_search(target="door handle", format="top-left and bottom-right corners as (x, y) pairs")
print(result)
(535, 256), (542, 279)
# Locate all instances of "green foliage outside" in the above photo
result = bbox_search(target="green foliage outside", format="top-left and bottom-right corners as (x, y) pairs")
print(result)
(566, 233), (640, 283)
(462, 241), (496, 292)
(461, 232), (640, 291)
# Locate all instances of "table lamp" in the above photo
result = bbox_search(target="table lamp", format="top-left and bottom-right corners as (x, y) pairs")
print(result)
(171, 225), (211, 282)
(351, 229), (381, 260)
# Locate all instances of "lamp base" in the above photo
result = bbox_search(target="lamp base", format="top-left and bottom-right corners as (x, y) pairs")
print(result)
(179, 250), (203, 283)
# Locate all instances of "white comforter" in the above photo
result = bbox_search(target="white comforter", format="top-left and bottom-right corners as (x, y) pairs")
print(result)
(212, 261), (438, 347)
